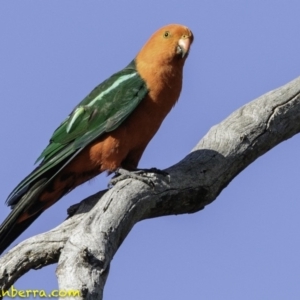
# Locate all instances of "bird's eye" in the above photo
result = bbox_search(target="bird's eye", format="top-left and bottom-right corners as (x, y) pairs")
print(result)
(163, 31), (170, 38)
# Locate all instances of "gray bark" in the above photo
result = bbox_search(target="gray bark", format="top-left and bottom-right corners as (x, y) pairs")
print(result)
(0, 76), (300, 299)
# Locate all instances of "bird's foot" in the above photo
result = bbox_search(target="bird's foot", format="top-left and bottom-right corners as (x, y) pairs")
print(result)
(139, 167), (169, 177)
(109, 167), (169, 188)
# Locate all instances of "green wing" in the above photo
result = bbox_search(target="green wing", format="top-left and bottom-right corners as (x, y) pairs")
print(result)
(7, 60), (148, 206)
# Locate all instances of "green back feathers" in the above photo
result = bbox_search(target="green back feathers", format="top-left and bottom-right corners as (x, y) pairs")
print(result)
(6, 60), (148, 206)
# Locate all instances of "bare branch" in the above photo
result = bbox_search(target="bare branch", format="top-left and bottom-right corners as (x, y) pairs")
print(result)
(0, 76), (299, 299)
(57, 76), (300, 299)
(0, 191), (104, 291)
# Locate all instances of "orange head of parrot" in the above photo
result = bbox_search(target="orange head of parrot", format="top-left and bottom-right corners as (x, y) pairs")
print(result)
(136, 24), (194, 66)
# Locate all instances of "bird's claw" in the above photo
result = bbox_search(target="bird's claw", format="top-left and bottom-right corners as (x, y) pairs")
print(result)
(135, 167), (169, 177)
(108, 167), (169, 188)
(109, 168), (156, 187)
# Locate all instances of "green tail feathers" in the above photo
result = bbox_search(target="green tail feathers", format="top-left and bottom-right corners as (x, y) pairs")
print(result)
(0, 179), (47, 254)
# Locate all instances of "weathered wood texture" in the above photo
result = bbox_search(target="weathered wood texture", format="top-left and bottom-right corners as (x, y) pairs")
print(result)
(0, 77), (300, 299)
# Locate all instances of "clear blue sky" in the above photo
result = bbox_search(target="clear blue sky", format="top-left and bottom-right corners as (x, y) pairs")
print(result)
(1, 1), (300, 299)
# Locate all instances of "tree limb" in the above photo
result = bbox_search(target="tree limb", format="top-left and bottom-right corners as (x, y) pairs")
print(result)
(0, 76), (300, 299)
(0, 191), (103, 293)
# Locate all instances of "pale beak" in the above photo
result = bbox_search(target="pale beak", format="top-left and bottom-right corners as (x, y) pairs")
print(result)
(177, 36), (192, 58)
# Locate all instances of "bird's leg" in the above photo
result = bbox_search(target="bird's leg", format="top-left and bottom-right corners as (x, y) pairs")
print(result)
(109, 167), (169, 188)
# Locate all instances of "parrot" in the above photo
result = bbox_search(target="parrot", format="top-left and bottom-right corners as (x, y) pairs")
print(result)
(0, 24), (193, 254)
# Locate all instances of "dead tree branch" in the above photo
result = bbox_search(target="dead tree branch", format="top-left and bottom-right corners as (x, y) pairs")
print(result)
(0, 76), (300, 299)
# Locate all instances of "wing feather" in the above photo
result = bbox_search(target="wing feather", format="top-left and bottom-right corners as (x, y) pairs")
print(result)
(6, 60), (148, 205)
